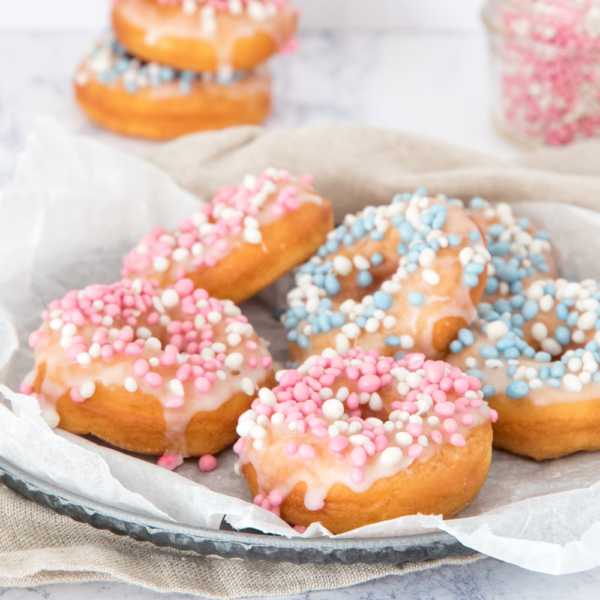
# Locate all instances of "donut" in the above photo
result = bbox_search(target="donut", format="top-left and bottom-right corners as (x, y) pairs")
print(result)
(112, 0), (298, 73)
(20, 277), (275, 459)
(466, 197), (556, 303)
(284, 191), (490, 365)
(234, 348), (496, 534)
(121, 169), (334, 304)
(74, 33), (271, 140)
(447, 278), (600, 460)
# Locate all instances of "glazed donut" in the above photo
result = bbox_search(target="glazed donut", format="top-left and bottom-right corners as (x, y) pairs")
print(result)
(121, 169), (334, 305)
(74, 34), (271, 140)
(234, 348), (496, 534)
(447, 278), (600, 460)
(112, 0), (298, 73)
(284, 191), (489, 364)
(466, 197), (557, 302)
(20, 277), (275, 460)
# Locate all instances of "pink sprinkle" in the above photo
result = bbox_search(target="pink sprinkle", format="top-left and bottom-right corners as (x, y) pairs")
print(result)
(347, 393), (360, 410)
(363, 439), (376, 456)
(357, 374), (381, 393)
(375, 435), (388, 452)
(280, 370), (302, 387)
(298, 445), (316, 460)
(262, 356), (273, 368)
(194, 376), (211, 393)
(440, 377), (454, 392)
(268, 490), (284, 507)
(293, 382), (310, 401)
(312, 426), (328, 439)
(28, 331), (44, 348)
(454, 379), (469, 394)
(299, 173), (314, 185)
(431, 430), (443, 445)
(351, 446), (367, 467)
(345, 366), (360, 381)
(158, 454), (183, 471)
(435, 402), (456, 418)
(297, 420), (307, 434)
(253, 493), (265, 506)
(432, 390), (447, 404)
(176, 364), (191, 382)
(405, 423), (422, 437)
(286, 441), (298, 455)
(461, 414), (474, 426)
(424, 360), (446, 384)
(465, 376), (482, 392)
(408, 444), (423, 458)
(270, 204), (285, 217)
(133, 359), (149, 377)
(113, 340), (125, 353)
(490, 409), (499, 423)
(450, 433), (466, 447)
(328, 436), (348, 453)
(145, 372), (163, 388)
(233, 437), (246, 454)
(125, 343), (142, 356)
(100, 345), (114, 360)
(443, 419), (458, 434)
(19, 382), (34, 395)
(70, 388), (85, 403)
(164, 396), (185, 409)
(199, 455), (217, 472)
(174, 278), (195, 297)
(470, 397), (483, 409)
(350, 467), (364, 484)
(294, 525), (307, 533)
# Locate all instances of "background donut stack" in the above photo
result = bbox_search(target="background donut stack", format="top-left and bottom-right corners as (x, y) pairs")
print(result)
(73, 0), (299, 140)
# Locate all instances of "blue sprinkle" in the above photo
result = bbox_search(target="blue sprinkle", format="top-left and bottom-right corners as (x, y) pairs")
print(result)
(447, 234), (461, 248)
(507, 365), (517, 377)
(503, 348), (520, 360)
(543, 283), (557, 297)
(488, 224), (506, 238)
(510, 294), (526, 309)
(489, 242), (511, 256)
(485, 277), (499, 295)
(551, 362), (566, 378)
(510, 281), (523, 294)
(398, 222), (415, 242)
(371, 253), (384, 266)
(313, 273), (325, 287)
(392, 193), (404, 204)
(363, 306), (376, 318)
(330, 312), (346, 327)
(318, 314), (332, 333)
(511, 314), (525, 328)
(351, 220), (367, 239)
(408, 250), (420, 263)
(317, 247), (328, 259)
(373, 291), (394, 311)
(407, 291), (425, 307)
(293, 306), (308, 320)
(160, 66), (174, 81)
(586, 341), (599, 352)
(324, 275), (341, 296)
(539, 365), (550, 380)
(432, 213), (447, 230)
(496, 264), (520, 283)
(563, 298), (575, 308)
(518, 217), (530, 229)
(556, 303), (569, 321)
(429, 239), (440, 252)
(482, 385), (496, 398)
(406, 263), (418, 273)
(469, 231), (481, 242)
(343, 234), (355, 247)
(467, 369), (484, 381)
(523, 346), (536, 358)
(392, 214), (406, 227)
(370, 230), (384, 241)
(385, 336), (401, 347)
(297, 334), (309, 350)
(469, 197), (486, 210)
(397, 243), (408, 256)
(326, 239), (339, 253)
(554, 326), (571, 345)
(450, 340), (464, 353)
(466, 263), (485, 275)
(312, 320), (320, 334)
(575, 348), (585, 358)
(413, 187), (428, 197)
(463, 273), (479, 288)
(522, 300), (540, 321)
(494, 299), (511, 314)
(506, 380), (529, 399)
(567, 311), (579, 327)
(535, 231), (550, 240)
(335, 225), (348, 240)
(535, 351), (552, 362)
(284, 316), (298, 330)
(125, 80), (138, 94)
(548, 378), (561, 388)
(496, 332), (516, 350)
(485, 310), (501, 322)
(356, 316), (367, 328)
(287, 330), (299, 342)
(458, 329), (475, 346)
(179, 79), (192, 94)
(357, 271), (373, 287)
(594, 372), (600, 383)
(480, 346), (500, 359)
(320, 298), (333, 311)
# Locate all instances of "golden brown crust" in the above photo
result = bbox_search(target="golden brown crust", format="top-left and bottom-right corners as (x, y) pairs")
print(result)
(243, 423), (493, 534)
(74, 67), (272, 141)
(112, 0), (298, 73)
(489, 393), (600, 460)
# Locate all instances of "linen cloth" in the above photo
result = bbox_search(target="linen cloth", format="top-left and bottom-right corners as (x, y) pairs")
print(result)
(3, 124), (600, 598)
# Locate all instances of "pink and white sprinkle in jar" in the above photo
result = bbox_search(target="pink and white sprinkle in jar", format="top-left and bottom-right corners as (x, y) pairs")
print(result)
(483, 0), (600, 146)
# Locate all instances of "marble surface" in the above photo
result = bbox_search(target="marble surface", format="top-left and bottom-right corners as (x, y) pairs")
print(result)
(0, 29), (589, 600)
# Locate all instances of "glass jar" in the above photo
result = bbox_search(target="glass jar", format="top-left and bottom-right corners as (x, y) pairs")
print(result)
(483, 0), (600, 147)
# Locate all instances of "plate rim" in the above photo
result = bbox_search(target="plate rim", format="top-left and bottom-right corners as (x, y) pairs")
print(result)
(0, 455), (475, 565)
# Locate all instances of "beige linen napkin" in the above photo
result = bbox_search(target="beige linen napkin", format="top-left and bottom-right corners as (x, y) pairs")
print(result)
(3, 125), (600, 598)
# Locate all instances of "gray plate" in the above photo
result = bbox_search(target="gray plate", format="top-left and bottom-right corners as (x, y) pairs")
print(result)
(0, 456), (473, 565)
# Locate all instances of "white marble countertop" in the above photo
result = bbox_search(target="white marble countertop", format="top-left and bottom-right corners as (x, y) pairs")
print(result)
(0, 29), (597, 600)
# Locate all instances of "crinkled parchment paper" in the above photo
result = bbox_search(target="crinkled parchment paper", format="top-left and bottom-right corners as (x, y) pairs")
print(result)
(1, 119), (600, 575)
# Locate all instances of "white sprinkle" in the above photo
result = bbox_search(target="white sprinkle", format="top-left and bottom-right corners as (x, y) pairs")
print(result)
(336, 387), (349, 401)
(541, 338), (562, 355)
(49, 319), (64, 331)
(335, 333), (350, 354)
(395, 432), (413, 446)
(227, 333), (242, 347)
(271, 413), (285, 425)
(369, 392), (383, 411)
(77, 353), (91, 366)
(149, 357), (159, 367)
(486, 320), (510, 342)
(333, 256), (353, 276)
(578, 311), (597, 331)
(207, 311), (222, 324)
(173, 248), (190, 262)
(223, 352), (243, 370)
(419, 248), (436, 268)
(153, 256), (169, 272)
(568, 357), (583, 372)
(258, 388), (277, 406)
(348, 422), (362, 434)
(349, 434), (368, 446)
(380, 447), (403, 466)
(422, 269), (440, 286)
(531, 323), (548, 342)
(169, 379), (184, 397)
(88, 343), (101, 359)
(244, 228), (262, 244)
(563, 374), (583, 392)
(459, 248), (474, 266)
(323, 399), (345, 420)
(161, 290), (179, 308)
(80, 381), (96, 399)
(365, 317), (380, 333)
(124, 377), (138, 393)
(250, 425), (266, 440)
(61, 323), (77, 338)
(383, 315), (397, 329)
(400, 335), (414, 349)
(529, 378), (543, 390)
(136, 327), (152, 340)
(353, 255), (370, 270)
(241, 378), (255, 395)
(539, 294), (554, 312)
(427, 416), (440, 426)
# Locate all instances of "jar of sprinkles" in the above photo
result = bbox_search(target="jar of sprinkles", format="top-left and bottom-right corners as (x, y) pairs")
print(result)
(483, 0), (600, 146)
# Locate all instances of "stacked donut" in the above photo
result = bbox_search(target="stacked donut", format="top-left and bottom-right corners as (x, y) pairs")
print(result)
(22, 169), (333, 472)
(74, 0), (299, 139)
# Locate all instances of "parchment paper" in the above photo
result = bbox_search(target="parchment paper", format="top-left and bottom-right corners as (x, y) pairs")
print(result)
(1, 119), (600, 575)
